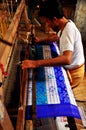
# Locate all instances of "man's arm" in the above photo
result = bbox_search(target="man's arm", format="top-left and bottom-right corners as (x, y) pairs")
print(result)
(21, 50), (72, 69)
(34, 33), (59, 43)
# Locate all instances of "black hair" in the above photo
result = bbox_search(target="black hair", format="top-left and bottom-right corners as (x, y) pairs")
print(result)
(38, 0), (64, 20)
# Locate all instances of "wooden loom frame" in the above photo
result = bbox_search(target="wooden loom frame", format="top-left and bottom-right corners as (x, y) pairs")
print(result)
(0, 0), (29, 129)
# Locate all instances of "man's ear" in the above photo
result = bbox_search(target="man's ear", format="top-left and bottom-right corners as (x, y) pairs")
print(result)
(52, 17), (58, 23)
(53, 17), (57, 21)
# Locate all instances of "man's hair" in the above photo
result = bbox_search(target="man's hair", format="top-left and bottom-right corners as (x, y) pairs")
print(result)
(38, 0), (64, 20)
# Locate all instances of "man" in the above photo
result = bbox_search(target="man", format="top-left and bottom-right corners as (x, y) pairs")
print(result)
(21, 0), (85, 100)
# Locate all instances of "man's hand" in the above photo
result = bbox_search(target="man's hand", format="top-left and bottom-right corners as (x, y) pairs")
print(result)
(34, 37), (40, 43)
(21, 60), (38, 69)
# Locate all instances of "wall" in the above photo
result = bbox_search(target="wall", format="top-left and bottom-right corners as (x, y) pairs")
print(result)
(74, 0), (86, 70)
(74, 0), (86, 41)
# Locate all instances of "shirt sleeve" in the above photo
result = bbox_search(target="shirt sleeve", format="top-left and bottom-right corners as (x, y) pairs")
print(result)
(60, 23), (75, 53)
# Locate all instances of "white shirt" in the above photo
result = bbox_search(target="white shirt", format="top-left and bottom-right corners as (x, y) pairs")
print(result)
(58, 20), (85, 69)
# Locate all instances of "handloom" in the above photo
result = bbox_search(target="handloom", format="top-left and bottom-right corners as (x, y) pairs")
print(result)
(25, 42), (81, 120)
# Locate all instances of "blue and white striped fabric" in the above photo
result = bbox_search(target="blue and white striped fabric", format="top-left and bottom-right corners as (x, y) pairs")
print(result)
(26, 42), (81, 119)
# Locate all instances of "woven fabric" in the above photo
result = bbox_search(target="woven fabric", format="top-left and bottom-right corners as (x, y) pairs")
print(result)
(26, 42), (81, 119)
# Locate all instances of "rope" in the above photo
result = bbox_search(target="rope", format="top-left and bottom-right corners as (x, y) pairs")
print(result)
(0, 37), (12, 46)
(0, 62), (8, 77)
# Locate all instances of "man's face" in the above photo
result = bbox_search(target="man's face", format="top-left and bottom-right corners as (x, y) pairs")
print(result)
(42, 17), (59, 32)
(42, 17), (53, 28)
